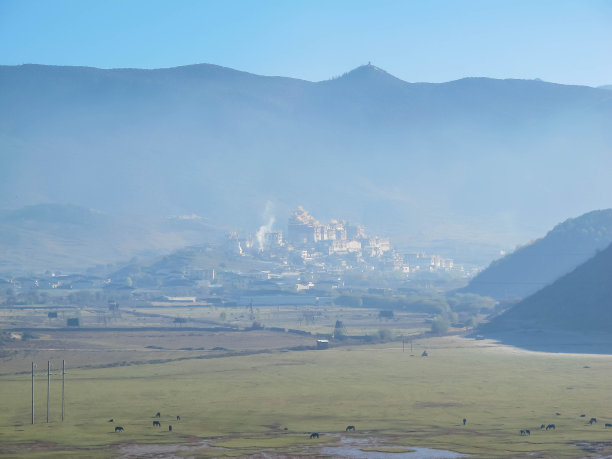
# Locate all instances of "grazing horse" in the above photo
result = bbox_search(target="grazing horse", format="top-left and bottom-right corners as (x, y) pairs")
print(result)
(463, 418), (467, 426)
(155, 412), (161, 418)
(605, 423), (612, 428)
(115, 426), (124, 432)
(108, 419), (114, 422)
(525, 429), (530, 436)
(580, 414), (586, 417)
(546, 424), (555, 430)
(589, 418), (597, 424)
(153, 421), (161, 427)
(176, 415), (181, 421)
(346, 425), (355, 432)
(309, 432), (319, 439)
(520, 430), (526, 436)
(540, 424), (546, 430)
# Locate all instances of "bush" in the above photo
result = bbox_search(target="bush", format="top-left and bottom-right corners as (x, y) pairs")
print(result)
(448, 293), (496, 313)
(430, 315), (450, 335)
(378, 329), (392, 341)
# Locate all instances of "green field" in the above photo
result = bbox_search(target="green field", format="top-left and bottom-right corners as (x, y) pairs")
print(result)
(2, 336), (612, 457)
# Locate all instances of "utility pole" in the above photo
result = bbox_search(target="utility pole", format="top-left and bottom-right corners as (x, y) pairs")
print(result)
(402, 338), (405, 352)
(61, 360), (65, 422)
(47, 361), (50, 423)
(31, 362), (34, 424)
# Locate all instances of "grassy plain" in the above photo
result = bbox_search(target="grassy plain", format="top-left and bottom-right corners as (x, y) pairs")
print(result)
(2, 336), (612, 457)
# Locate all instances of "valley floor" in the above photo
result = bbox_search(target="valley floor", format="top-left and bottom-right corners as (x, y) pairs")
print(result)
(2, 335), (612, 458)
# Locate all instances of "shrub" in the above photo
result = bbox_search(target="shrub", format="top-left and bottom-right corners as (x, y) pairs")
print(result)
(430, 315), (450, 335)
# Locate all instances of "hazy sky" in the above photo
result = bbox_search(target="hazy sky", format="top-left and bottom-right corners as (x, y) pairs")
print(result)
(1, 0), (611, 86)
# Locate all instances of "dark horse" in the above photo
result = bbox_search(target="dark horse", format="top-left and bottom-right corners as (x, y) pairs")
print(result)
(605, 423), (612, 428)
(176, 415), (181, 421)
(463, 418), (467, 426)
(153, 421), (161, 427)
(346, 425), (355, 432)
(115, 426), (124, 432)
(589, 418), (597, 424)
(310, 432), (319, 439)
(546, 424), (555, 430)
(540, 424), (546, 430)
(155, 412), (161, 418)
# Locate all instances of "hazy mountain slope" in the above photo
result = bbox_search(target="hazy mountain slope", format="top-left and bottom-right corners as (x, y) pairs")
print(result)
(0, 204), (223, 272)
(460, 209), (612, 300)
(1, 63), (612, 260)
(480, 241), (612, 334)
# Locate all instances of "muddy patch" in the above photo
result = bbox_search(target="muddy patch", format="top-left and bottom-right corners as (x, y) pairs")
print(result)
(113, 434), (468, 458)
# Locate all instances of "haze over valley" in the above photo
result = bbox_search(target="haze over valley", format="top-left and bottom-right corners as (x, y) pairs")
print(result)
(2, 63), (611, 266)
(2, 2), (612, 456)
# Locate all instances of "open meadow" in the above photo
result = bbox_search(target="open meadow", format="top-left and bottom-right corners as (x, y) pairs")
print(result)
(2, 335), (612, 458)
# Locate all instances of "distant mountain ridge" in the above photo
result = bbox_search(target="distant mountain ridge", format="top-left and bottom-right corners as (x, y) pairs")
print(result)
(1, 62), (611, 263)
(460, 209), (612, 300)
(0, 204), (223, 272)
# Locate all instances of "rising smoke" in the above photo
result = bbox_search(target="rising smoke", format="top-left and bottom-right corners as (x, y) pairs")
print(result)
(256, 201), (275, 251)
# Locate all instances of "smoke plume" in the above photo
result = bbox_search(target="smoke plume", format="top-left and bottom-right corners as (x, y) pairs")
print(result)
(256, 201), (275, 251)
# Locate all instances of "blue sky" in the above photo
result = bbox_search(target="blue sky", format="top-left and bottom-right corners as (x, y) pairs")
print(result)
(1, 0), (611, 86)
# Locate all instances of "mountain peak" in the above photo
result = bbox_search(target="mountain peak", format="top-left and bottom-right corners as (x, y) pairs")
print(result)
(328, 63), (406, 85)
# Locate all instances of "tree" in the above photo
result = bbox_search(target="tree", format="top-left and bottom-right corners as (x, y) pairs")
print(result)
(378, 328), (392, 341)
(334, 320), (346, 340)
(430, 315), (450, 335)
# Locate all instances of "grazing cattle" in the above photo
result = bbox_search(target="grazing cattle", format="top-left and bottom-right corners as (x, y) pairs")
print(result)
(546, 424), (555, 430)
(115, 426), (124, 432)
(153, 421), (161, 427)
(169, 425), (172, 431)
(605, 423), (612, 428)
(155, 412), (161, 418)
(589, 418), (597, 424)
(540, 424), (546, 430)
(463, 418), (467, 426)
(309, 432), (319, 439)
(176, 415), (181, 421)
(346, 425), (355, 432)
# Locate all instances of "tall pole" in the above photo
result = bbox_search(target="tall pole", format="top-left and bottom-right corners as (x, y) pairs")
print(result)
(62, 360), (65, 422)
(31, 362), (34, 424)
(47, 361), (50, 423)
